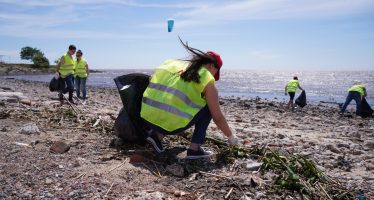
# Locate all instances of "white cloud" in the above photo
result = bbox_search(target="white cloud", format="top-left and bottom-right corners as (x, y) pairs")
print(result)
(173, 0), (374, 27)
(189, 0), (374, 19)
(1, 0), (374, 38)
(0, 0), (205, 8)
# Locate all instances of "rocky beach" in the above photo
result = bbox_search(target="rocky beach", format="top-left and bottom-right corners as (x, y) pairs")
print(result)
(0, 77), (373, 199)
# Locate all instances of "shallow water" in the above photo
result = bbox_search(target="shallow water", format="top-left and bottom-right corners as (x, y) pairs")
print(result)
(2, 69), (374, 104)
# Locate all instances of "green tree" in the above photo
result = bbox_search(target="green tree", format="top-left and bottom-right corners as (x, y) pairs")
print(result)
(54, 57), (61, 65)
(20, 46), (44, 61)
(32, 53), (50, 68)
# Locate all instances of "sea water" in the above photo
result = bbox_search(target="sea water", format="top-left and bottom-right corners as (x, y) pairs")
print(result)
(2, 69), (374, 105)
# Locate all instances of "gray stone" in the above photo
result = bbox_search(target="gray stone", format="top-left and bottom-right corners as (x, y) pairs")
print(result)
(166, 163), (184, 177)
(245, 160), (262, 171)
(337, 143), (350, 149)
(366, 164), (374, 171)
(45, 178), (53, 184)
(351, 150), (363, 155)
(5, 98), (17, 103)
(124, 191), (164, 200)
(18, 123), (40, 135)
(277, 134), (286, 139)
(364, 140), (374, 150)
(239, 195), (252, 200)
(326, 144), (341, 154)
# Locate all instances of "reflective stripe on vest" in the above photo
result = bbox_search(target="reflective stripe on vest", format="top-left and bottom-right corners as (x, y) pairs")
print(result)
(287, 80), (299, 92)
(147, 82), (203, 110)
(143, 97), (193, 119)
(75, 58), (87, 78)
(348, 85), (365, 95)
(141, 59), (215, 131)
(59, 53), (75, 78)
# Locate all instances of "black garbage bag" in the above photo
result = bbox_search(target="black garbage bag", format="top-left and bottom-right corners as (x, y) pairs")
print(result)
(49, 77), (65, 92)
(295, 90), (307, 108)
(360, 98), (373, 118)
(113, 73), (150, 144)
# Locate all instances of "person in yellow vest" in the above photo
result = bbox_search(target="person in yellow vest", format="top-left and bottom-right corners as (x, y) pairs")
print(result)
(340, 82), (367, 115)
(74, 50), (90, 100)
(285, 76), (304, 110)
(141, 40), (240, 159)
(56, 45), (76, 103)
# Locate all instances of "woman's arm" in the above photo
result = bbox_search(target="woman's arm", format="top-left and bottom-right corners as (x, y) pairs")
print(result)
(298, 84), (304, 91)
(56, 56), (64, 72)
(204, 83), (234, 138)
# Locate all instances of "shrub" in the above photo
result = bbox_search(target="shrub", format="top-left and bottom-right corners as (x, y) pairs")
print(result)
(32, 53), (50, 68)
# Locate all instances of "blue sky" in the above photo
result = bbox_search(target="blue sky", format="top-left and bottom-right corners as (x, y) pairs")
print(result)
(0, 0), (374, 70)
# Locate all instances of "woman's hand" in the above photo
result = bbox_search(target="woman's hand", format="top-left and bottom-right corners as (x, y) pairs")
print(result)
(228, 135), (240, 146)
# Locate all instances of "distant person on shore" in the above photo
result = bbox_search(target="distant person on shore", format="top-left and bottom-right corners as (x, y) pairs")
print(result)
(56, 45), (76, 104)
(74, 50), (90, 100)
(141, 39), (240, 159)
(285, 76), (304, 110)
(339, 82), (367, 115)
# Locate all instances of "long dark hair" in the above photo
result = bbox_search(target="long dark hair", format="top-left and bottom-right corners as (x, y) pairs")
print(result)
(179, 37), (218, 83)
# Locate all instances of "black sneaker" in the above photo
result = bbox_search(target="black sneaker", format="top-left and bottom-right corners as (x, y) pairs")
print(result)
(186, 148), (213, 159)
(146, 132), (164, 153)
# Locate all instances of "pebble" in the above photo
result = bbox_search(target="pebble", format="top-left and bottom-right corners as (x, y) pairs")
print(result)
(326, 144), (341, 154)
(166, 163), (184, 177)
(173, 190), (185, 197)
(364, 140), (374, 150)
(18, 123), (40, 135)
(45, 178), (53, 184)
(244, 160), (262, 171)
(50, 141), (70, 154)
(337, 143), (350, 149)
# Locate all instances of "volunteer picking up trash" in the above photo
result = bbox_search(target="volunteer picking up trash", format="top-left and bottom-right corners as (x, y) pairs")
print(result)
(140, 39), (240, 159)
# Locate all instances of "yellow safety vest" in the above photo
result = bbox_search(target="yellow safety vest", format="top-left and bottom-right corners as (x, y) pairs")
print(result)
(141, 59), (215, 131)
(59, 53), (75, 78)
(348, 85), (365, 96)
(75, 58), (87, 78)
(287, 80), (300, 93)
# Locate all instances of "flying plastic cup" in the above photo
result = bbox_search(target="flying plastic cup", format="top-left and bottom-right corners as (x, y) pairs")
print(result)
(167, 19), (174, 32)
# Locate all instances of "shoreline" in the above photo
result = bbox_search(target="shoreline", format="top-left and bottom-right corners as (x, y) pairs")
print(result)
(0, 63), (103, 76)
(3, 73), (373, 106)
(1, 76), (373, 198)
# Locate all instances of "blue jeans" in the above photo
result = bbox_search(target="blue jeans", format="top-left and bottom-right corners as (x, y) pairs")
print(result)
(341, 91), (362, 115)
(61, 74), (74, 100)
(75, 76), (87, 99)
(143, 106), (212, 144)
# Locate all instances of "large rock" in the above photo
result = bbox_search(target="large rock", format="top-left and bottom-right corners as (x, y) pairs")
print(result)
(50, 141), (70, 154)
(18, 123), (40, 135)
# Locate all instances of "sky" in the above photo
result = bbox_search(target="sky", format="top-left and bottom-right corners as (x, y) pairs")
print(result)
(0, 0), (374, 70)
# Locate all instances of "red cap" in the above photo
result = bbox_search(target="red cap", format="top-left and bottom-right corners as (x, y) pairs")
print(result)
(207, 51), (222, 81)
